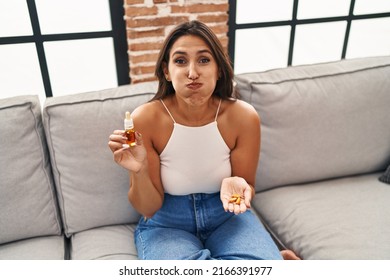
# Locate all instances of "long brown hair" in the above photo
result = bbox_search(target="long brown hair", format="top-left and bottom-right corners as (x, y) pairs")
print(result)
(151, 20), (238, 101)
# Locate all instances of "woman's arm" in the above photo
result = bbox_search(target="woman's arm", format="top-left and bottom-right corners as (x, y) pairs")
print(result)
(108, 103), (164, 218)
(220, 100), (261, 214)
(128, 132), (164, 218)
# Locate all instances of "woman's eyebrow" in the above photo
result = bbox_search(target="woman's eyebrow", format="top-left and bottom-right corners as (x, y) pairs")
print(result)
(198, 49), (212, 55)
(172, 50), (186, 56)
(171, 49), (212, 56)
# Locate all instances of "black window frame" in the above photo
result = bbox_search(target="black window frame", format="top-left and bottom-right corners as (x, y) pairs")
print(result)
(228, 0), (390, 70)
(0, 0), (129, 97)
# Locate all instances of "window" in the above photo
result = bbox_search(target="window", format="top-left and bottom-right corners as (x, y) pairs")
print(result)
(229, 0), (390, 74)
(0, 0), (129, 102)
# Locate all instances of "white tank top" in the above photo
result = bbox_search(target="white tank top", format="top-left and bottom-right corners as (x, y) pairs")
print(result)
(159, 99), (231, 195)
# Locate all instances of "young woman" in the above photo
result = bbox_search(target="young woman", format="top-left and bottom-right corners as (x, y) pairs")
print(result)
(108, 20), (284, 260)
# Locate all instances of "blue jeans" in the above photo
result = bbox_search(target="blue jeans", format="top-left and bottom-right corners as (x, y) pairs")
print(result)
(134, 192), (282, 260)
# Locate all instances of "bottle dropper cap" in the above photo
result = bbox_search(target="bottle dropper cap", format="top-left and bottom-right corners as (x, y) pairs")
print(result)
(124, 111), (133, 129)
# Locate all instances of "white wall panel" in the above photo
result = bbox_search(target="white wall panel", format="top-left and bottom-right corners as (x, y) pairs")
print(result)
(234, 26), (291, 74)
(35, 0), (111, 34)
(293, 21), (347, 66)
(0, 43), (45, 101)
(44, 38), (117, 96)
(236, 0), (293, 23)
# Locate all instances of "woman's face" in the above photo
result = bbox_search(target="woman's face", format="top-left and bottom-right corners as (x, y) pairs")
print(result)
(164, 35), (219, 106)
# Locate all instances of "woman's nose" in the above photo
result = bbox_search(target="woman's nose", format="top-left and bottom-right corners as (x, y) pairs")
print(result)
(187, 63), (199, 80)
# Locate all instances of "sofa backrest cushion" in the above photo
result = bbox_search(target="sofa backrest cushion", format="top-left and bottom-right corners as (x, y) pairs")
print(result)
(0, 95), (62, 244)
(235, 56), (390, 191)
(43, 82), (157, 236)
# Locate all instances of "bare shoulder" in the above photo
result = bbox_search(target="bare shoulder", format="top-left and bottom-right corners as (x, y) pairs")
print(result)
(223, 99), (260, 128)
(218, 99), (260, 150)
(129, 101), (163, 135)
(132, 99), (164, 116)
(130, 100), (173, 153)
(231, 99), (258, 113)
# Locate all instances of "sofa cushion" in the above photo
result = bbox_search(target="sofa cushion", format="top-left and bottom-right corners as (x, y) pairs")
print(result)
(236, 56), (390, 191)
(252, 173), (390, 259)
(43, 82), (157, 236)
(0, 95), (62, 244)
(70, 224), (138, 260)
(379, 164), (390, 184)
(0, 235), (66, 260)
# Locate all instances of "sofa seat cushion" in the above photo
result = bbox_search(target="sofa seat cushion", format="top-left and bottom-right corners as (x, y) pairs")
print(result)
(43, 82), (157, 236)
(70, 224), (138, 260)
(236, 56), (390, 191)
(0, 95), (62, 245)
(252, 173), (390, 260)
(0, 235), (66, 260)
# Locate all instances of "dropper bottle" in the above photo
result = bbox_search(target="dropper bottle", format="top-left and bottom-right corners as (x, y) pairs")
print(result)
(124, 111), (136, 147)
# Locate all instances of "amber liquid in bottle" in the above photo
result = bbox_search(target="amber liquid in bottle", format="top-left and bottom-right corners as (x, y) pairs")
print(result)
(125, 128), (136, 147)
(124, 111), (136, 147)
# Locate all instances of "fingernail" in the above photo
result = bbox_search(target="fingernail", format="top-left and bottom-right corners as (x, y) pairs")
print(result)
(122, 144), (130, 149)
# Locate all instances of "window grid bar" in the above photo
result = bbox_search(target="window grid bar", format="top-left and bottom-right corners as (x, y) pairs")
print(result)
(287, 0), (299, 66)
(26, 0), (53, 97)
(0, 31), (115, 45)
(109, 0), (130, 85)
(227, 0), (237, 69)
(342, 0), (356, 59)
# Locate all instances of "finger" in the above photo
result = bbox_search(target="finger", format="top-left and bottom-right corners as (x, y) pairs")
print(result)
(244, 187), (252, 208)
(235, 202), (247, 215)
(228, 203), (234, 213)
(222, 199), (229, 212)
(109, 133), (127, 142)
(234, 204), (241, 215)
(113, 148), (125, 163)
(113, 129), (125, 135)
(239, 201), (247, 214)
(108, 141), (124, 152)
(113, 145), (131, 160)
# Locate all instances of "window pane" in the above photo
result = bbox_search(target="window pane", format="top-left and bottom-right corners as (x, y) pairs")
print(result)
(44, 38), (118, 96)
(354, 0), (390, 15)
(234, 26), (291, 74)
(293, 21), (347, 66)
(236, 0), (293, 24)
(297, 0), (350, 19)
(0, 0), (32, 37)
(0, 44), (45, 102)
(346, 17), (390, 59)
(36, 0), (111, 34)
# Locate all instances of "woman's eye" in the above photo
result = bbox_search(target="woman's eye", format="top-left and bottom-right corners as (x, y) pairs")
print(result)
(199, 58), (210, 64)
(174, 58), (186, 64)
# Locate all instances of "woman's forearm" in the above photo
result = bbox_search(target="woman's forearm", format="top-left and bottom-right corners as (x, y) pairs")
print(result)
(128, 166), (163, 218)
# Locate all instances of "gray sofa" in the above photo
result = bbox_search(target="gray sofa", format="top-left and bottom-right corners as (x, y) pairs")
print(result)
(1, 56), (389, 260)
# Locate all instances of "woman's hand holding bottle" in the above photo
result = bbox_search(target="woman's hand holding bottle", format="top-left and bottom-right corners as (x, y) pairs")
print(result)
(108, 130), (147, 173)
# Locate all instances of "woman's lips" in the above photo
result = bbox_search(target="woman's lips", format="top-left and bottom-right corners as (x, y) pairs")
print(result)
(186, 82), (202, 90)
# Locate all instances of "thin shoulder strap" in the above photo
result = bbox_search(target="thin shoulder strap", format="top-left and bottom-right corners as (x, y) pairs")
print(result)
(160, 99), (176, 123)
(214, 99), (222, 122)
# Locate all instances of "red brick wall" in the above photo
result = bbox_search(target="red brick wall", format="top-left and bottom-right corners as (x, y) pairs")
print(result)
(124, 0), (229, 83)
